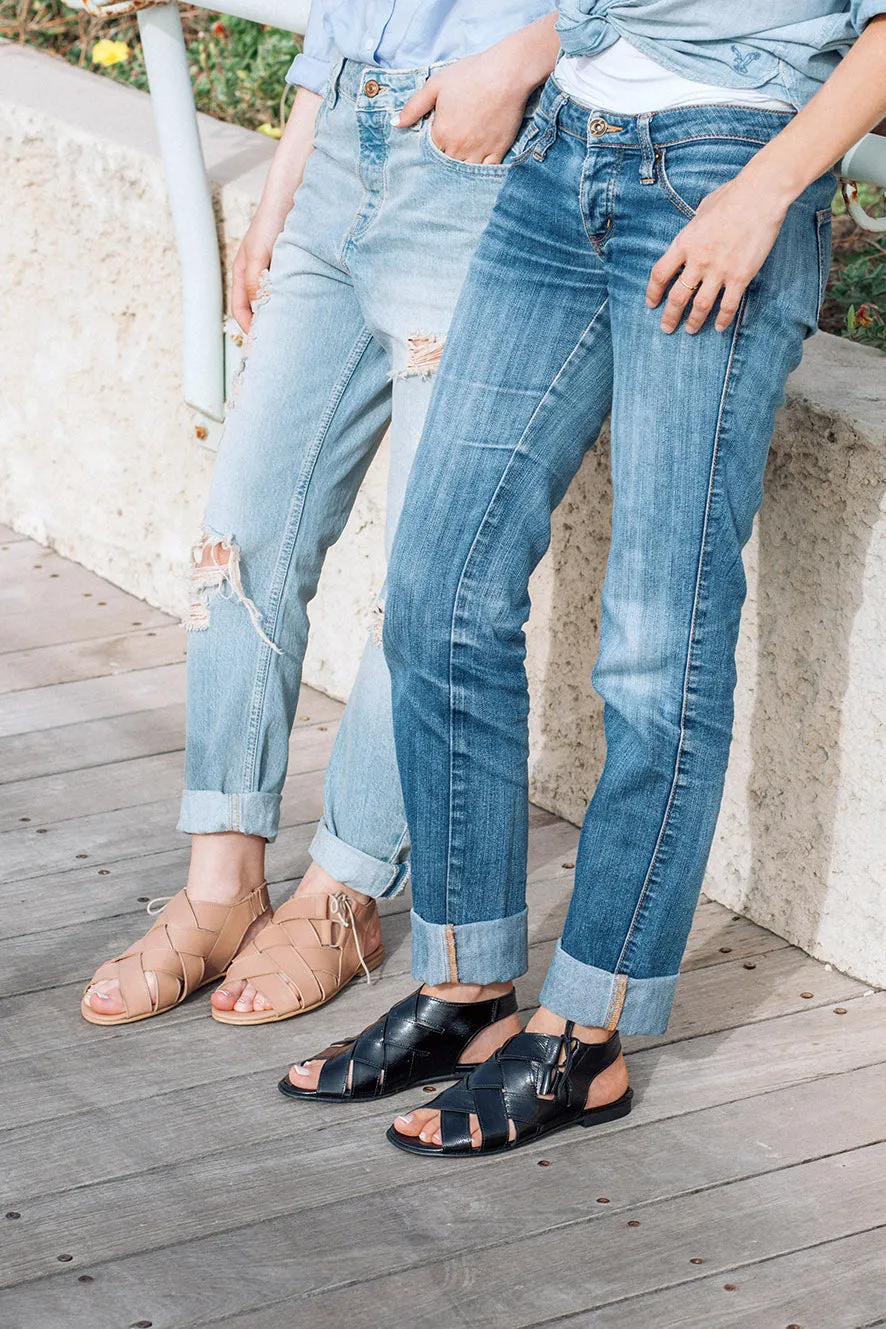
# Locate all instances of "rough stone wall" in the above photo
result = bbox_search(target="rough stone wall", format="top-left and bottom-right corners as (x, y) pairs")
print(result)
(2, 47), (884, 986)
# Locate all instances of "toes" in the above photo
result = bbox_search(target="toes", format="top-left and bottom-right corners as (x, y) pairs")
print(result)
(234, 982), (258, 1013)
(393, 1109), (434, 1139)
(288, 1059), (323, 1090)
(252, 992), (273, 1012)
(211, 979), (245, 1011)
(86, 981), (125, 1015)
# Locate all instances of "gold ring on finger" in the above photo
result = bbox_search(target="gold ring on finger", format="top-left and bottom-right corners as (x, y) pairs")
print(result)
(678, 276), (701, 292)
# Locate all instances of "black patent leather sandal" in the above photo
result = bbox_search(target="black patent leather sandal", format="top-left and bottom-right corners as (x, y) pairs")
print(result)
(278, 987), (519, 1103)
(386, 1024), (632, 1156)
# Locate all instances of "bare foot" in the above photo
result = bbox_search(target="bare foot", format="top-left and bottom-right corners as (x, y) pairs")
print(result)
(85, 831), (267, 1016)
(211, 861), (382, 1015)
(392, 1006), (629, 1148)
(286, 981), (522, 1093)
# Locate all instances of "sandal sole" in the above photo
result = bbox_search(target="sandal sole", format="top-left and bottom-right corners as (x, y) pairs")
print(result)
(385, 1087), (634, 1157)
(210, 945), (386, 1026)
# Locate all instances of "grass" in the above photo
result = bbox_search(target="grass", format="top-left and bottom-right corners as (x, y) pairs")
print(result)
(4, 1), (885, 349)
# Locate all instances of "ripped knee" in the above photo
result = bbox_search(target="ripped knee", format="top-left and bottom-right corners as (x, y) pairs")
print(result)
(185, 528), (281, 653)
(392, 334), (446, 381)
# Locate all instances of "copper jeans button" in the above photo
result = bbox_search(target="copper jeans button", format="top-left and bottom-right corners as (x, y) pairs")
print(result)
(364, 79), (380, 97)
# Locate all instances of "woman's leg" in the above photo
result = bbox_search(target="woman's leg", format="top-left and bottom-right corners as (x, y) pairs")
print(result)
(84, 106), (392, 1014)
(385, 104), (832, 1147)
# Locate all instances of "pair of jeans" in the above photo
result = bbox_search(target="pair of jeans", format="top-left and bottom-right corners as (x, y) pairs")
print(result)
(384, 78), (834, 1031)
(178, 57), (527, 897)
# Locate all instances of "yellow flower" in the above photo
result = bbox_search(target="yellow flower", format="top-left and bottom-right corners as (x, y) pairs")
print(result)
(91, 39), (130, 67)
(257, 123), (283, 139)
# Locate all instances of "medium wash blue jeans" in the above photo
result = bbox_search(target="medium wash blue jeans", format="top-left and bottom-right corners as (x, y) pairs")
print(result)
(385, 78), (834, 1033)
(179, 58), (531, 897)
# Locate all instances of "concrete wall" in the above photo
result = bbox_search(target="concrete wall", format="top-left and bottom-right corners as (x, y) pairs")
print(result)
(3, 46), (885, 986)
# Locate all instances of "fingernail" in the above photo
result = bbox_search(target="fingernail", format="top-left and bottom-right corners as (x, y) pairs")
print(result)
(646, 298), (655, 307)
(395, 1114), (413, 1125)
(393, 114), (402, 127)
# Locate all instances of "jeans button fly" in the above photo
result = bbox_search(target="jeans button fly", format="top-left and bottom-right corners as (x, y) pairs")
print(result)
(589, 117), (609, 137)
(364, 79), (380, 97)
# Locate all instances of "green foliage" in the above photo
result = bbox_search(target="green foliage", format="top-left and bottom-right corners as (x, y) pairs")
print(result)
(0, 2), (300, 132)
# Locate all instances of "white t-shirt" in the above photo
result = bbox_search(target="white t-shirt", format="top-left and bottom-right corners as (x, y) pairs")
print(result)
(555, 39), (794, 115)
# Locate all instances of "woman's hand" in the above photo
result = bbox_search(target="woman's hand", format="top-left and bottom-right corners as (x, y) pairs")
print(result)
(646, 175), (789, 335)
(232, 208), (286, 334)
(396, 13), (559, 164)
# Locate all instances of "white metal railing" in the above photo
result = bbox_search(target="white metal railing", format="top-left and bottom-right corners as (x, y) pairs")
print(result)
(66, 0), (886, 446)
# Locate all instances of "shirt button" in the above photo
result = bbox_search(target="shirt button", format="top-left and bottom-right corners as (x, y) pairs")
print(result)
(364, 79), (380, 97)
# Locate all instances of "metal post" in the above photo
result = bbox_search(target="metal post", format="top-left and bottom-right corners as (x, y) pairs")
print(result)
(137, 2), (225, 425)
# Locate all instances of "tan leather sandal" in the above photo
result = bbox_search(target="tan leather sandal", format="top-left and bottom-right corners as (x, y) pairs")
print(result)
(211, 891), (384, 1026)
(81, 883), (271, 1026)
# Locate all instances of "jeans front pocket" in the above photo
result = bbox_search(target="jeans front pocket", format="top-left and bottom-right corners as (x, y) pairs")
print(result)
(656, 136), (770, 220)
(422, 114), (513, 178)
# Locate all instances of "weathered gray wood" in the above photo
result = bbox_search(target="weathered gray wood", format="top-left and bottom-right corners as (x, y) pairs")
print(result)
(3, 1092), (885, 1321)
(0, 703), (187, 784)
(0, 766), (325, 887)
(553, 1228), (886, 1328)
(0, 663), (187, 738)
(1, 543), (172, 651)
(0, 624), (185, 694)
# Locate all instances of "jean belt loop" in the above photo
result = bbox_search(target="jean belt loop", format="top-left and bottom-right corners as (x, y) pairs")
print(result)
(326, 53), (345, 108)
(637, 112), (655, 184)
(533, 91), (567, 161)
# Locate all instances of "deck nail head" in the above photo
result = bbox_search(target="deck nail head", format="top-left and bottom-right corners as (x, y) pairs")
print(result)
(137, 896), (150, 903)
(723, 1284), (737, 1291)
(731, 913), (741, 920)
(131, 1320), (153, 1327)
(627, 1220), (640, 1227)
(718, 946), (732, 953)
(57, 1254), (73, 1262)
(690, 1257), (705, 1264)
(19, 817), (30, 822)
(743, 961), (756, 969)
(596, 1197), (610, 1204)
(422, 1085), (437, 1093)
(76, 853), (88, 859)
(36, 828), (48, 834)
(78, 1274), (94, 1283)
(5, 1211), (21, 1219)
(800, 992), (814, 999)
(562, 861), (575, 869)
(538, 1159), (551, 1167)
(834, 1007), (847, 1015)
(99, 869), (111, 875)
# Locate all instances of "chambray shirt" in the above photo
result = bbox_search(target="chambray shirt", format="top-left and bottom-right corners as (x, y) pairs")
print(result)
(287, 1), (554, 94)
(557, 1), (886, 108)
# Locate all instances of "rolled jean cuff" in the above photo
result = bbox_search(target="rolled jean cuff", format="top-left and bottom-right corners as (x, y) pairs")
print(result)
(410, 907), (529, 986)
(177, 791), (281, 842)
(309, 819), (409, 900)
(540, 942), (678, 1036)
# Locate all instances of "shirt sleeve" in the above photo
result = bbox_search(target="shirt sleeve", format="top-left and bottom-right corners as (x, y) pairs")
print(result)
(286, 3), (334, 92)
(851, 0), (886, 35)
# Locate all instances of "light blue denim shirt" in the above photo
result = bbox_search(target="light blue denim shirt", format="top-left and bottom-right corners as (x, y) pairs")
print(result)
(287, 1), (554, 94)
(557, 1), (886, 108)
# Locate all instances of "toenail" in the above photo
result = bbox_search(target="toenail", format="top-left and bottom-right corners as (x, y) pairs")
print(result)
(217, 989), (229, 998)
(94, 991), (111, 1000)
(293, 1064), (310, 1076)
(395, 1114), (413, 1125)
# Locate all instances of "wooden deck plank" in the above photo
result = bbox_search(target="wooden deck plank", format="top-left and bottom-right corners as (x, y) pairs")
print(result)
(3, 1088), (884, 1321)
(0, 703), (187, 784)
(0, 624), (186, 694)
(0, 663), (187, 738)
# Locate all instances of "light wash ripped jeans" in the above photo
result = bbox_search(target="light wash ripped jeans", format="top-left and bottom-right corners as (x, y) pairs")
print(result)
(178, 56), (531, 900)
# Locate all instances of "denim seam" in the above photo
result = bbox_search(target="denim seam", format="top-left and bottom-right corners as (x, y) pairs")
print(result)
(580, 147), (622, 256)
(613, 295), (749, 977)
(656, 148), (697, 221)
(444, 298), (611, 920)
(242, 329), (376, 792)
